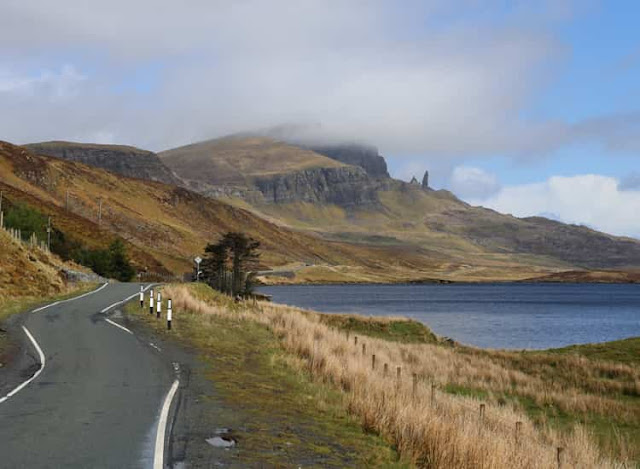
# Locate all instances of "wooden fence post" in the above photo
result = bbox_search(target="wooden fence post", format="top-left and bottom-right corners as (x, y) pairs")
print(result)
(430, 383), (436, 408)
(362, 343), (366, 356)
(479, 403), (485, 425)
(371, 354), (376, 371)
(383, 363), (388, 378)
(556, 447), (564, 468)
(515, 421), (522, 444)
(412, 373), (418, 401)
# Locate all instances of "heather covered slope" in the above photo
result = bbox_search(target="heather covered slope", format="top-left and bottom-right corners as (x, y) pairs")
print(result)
(0, 141), (454, 281)
(8, 137), (640, 283)
(0, 229), (69, 300)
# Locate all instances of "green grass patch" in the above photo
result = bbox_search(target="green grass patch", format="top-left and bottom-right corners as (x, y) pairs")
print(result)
(316, 314), (439, 344)
(546, 338), (640, 366)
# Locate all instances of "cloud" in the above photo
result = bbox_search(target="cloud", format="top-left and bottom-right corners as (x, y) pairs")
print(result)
(450, 166), (501, 199)
(0, 0), (573, 155)
(0, 65), (86, 99)
(468, 174), (640, 239)
(0, 0), (636, 167)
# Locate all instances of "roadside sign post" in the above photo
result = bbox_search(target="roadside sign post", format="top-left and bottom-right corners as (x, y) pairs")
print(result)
(149, 289), (154, 315)
(167, 299), (172, 330)
(156, 292), (162, 319)
(139, 285), (144, 308)
(194, 256), (202, 282)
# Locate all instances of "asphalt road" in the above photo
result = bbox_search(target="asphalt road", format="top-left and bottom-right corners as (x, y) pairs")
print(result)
(0, 283), (176, 469)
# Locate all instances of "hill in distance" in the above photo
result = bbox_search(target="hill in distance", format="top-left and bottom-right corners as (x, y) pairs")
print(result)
(1, 140), (456, 283)
(159, 135), (640, 278)
(11, 135), (640, 283)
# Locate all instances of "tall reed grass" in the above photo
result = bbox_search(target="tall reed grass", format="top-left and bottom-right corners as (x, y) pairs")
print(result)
(164, 285), (626, 468)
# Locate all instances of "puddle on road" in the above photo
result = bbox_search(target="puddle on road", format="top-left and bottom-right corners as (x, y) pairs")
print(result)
(206, 428), (237, 449)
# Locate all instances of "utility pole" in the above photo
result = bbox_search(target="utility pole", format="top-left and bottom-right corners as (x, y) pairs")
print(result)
(47, 216), (51, 250)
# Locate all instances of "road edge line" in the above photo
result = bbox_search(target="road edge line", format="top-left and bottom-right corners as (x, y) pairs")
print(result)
(32, 282), (109, 313)
(104, 318), (134, 335)
(100, 284), (154, 314)
(154, 379), (180, 469)
(0, 326), (46, 404)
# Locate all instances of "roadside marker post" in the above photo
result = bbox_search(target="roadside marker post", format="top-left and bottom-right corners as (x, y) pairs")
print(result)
(149, 289), (154, 315)
(156, 292), (162, 319)
(167, 299), (172, 330)
(139, 285), (144, 308)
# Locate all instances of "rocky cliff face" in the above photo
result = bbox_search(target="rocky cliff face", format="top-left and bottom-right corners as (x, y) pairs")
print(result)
(253, 166), (383, 207)
(26, 141), (182, 186)
(307, 144), (390, 179)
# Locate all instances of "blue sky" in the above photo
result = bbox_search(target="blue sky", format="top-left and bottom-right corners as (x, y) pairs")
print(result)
(0, 0), (639, 237)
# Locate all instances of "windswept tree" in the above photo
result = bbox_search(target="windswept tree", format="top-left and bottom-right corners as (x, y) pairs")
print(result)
(201, 232), (260, 297)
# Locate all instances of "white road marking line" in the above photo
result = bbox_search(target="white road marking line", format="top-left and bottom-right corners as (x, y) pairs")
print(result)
(154, 379), (180, 469)
(32, 282), (109, 313)
(104, 318), (134, 335)
(149, 343), (162, 352)
(100, 284), (154, 314)
(0, 326), (46, 405)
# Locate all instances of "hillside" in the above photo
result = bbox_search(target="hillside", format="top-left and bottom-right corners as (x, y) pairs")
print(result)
(8, 137), (640, 283)
(25, 141), (181, 186)
(160, 135), (640, 277)
(0, 229), (75, 300)
(1, 141), (454, 282)
(160, 136), (346, 184)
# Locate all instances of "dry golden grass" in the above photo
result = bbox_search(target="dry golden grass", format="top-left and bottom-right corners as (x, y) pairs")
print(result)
(0, 229), (68, 302)
(164, 284), (627, 468)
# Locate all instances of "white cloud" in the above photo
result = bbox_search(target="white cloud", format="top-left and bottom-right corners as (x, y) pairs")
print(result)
(469, 175), (640, 239)
(0, 65), (85, 100)
(450, 166), (501, 199)
(0, 1), (574, 154)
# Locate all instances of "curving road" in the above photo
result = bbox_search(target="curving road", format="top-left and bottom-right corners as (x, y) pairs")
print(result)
(0, 283), (177, 469)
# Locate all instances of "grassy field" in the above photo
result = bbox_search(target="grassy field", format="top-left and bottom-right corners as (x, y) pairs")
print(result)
(128, 283), (637, 468)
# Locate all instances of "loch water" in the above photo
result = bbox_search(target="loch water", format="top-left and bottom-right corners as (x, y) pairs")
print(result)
(259, 283), (640, 349)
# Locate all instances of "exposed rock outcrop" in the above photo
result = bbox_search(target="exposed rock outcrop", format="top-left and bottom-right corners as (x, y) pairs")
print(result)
(26, 141), (182, 186)
(253, 166), (382, 207)
(422, 170), (430, 189)
(307, 144), (390, 179)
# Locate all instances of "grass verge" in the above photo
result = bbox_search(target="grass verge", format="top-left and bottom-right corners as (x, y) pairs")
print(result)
(125, 283), (406, 467)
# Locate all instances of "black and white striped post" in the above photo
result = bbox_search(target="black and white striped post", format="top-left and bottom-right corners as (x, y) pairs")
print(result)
(156, 292), (162, 319)
(149, 289), (154, 315)
(167, 299), (172, 330)
(139, 285), (144, 308)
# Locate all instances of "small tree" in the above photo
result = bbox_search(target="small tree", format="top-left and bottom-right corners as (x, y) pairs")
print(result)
(201, 232), (260, 297)
(108, 239), (135, 282)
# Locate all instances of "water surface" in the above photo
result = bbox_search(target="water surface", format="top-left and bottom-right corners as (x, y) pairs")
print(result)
(259, 283), (640, 349)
